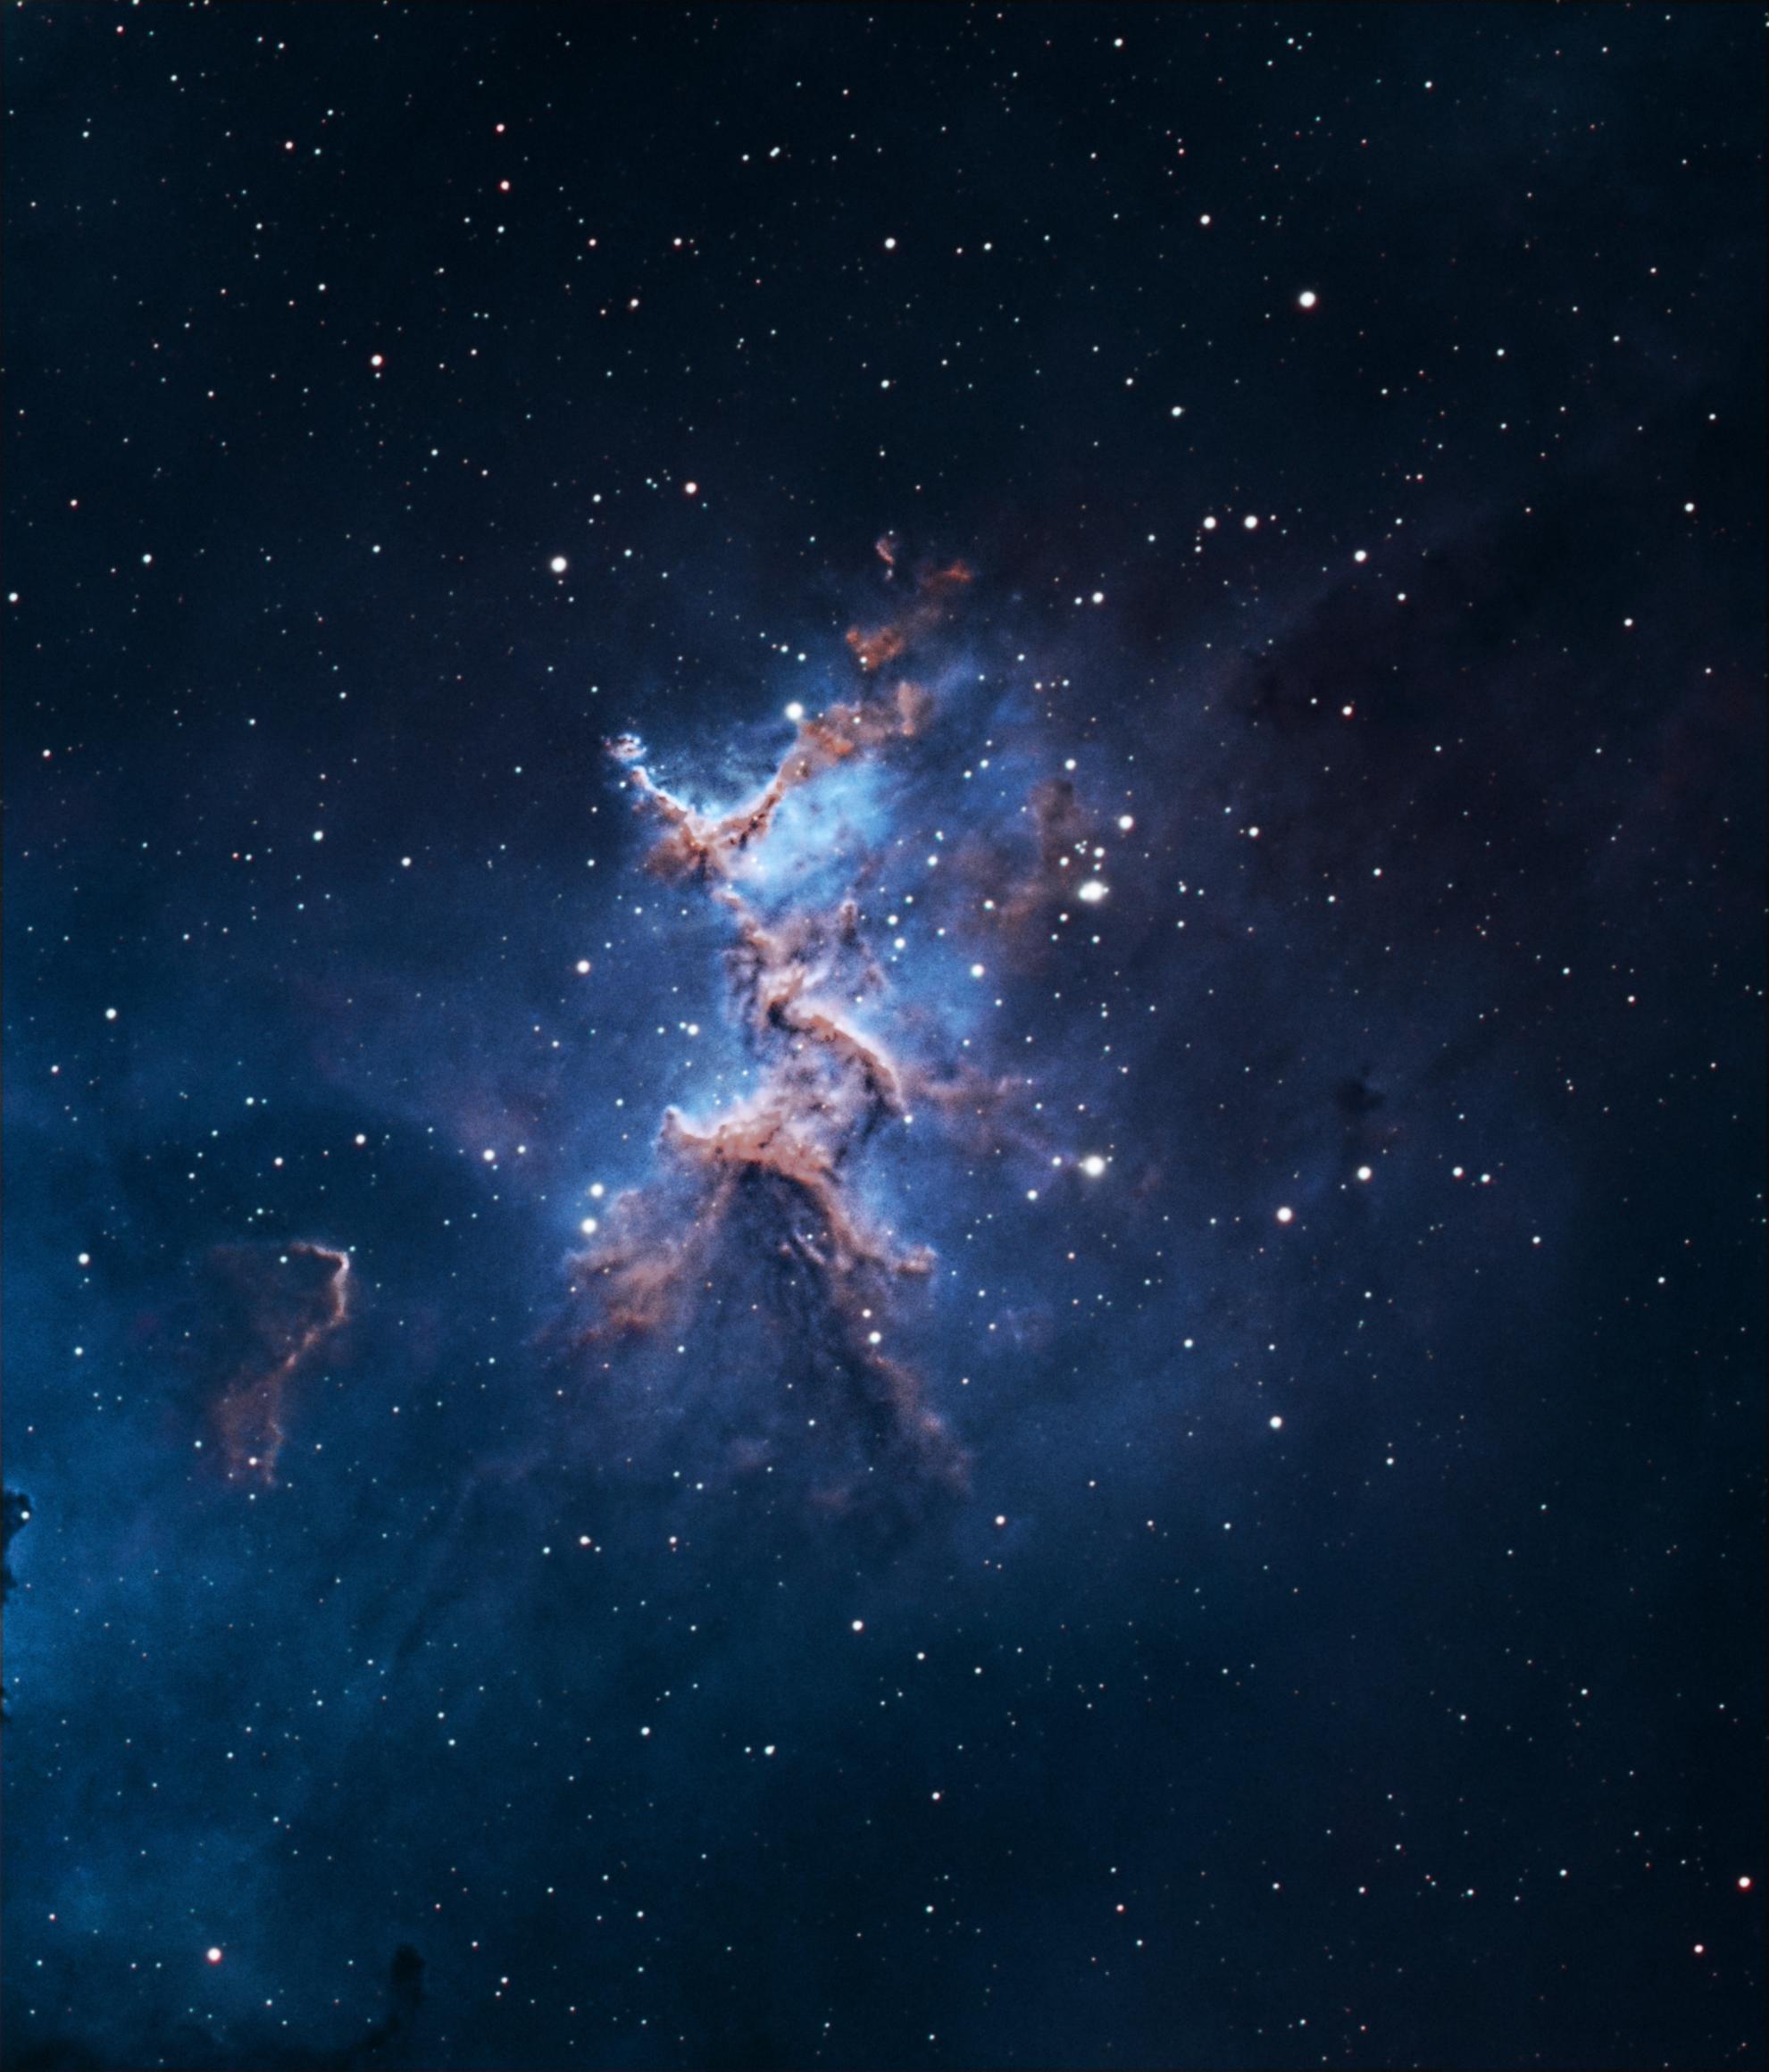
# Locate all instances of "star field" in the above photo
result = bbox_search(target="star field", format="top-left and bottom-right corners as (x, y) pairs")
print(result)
(4, 8), (1764, 2068)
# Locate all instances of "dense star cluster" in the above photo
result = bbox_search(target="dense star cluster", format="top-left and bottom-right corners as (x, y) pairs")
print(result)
(4, 8), (1763, 2070)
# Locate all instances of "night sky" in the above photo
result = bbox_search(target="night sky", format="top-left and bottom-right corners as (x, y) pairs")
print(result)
(4, 7), (1764, 2069)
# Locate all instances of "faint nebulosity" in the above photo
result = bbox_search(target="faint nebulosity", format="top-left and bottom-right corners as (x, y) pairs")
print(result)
(3, 7), (1762, 2069)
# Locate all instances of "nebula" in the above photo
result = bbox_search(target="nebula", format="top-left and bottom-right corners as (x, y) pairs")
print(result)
(555, 554), (1147, 1516)
(193, 1241), (351, 1485)
(559, 565), (1024, 1509)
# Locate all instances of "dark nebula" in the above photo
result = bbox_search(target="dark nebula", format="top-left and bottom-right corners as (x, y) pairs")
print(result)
(187, 1241), (352, 1487)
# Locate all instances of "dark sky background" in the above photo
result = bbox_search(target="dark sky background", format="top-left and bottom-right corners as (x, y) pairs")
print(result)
(3, 6), (1764, 2068)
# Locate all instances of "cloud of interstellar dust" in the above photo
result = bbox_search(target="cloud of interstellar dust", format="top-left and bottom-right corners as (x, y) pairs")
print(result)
(189, 1241), (351, 1485)
(561, 563), (997, 1515)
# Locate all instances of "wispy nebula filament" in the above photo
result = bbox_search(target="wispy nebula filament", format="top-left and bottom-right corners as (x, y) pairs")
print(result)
(565, 567), (980, 1509)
